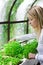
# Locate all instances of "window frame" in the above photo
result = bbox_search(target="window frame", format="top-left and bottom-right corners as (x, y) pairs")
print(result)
(0, 0), (28, 41)
(0, 0), (36, 41)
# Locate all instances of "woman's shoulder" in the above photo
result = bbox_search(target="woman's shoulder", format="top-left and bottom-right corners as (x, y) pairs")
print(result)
(42, 28), (43, 31)
(38, 29), (43, 44)
(41, 29), (43, 35)
(39, 29), (43, 39)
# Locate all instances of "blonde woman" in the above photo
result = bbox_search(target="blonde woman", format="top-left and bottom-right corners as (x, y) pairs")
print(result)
(10, 6), (43, 65)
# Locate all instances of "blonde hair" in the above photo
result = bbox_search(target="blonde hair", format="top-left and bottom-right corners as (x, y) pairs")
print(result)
(27, 6), (43, 29)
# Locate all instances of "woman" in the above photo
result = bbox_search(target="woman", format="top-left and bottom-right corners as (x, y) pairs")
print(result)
(10, 6), (43, 65)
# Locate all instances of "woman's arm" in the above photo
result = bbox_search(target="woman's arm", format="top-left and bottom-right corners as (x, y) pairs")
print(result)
(35, 43), (43, 61)
(35, 29), (43, 61)
(35, 54), (43, 61)
(10, 33), (36, 42)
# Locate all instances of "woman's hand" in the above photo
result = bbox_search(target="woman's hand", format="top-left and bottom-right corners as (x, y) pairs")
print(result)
(28, 53), (36, 59)
(9, 38), (16, 42)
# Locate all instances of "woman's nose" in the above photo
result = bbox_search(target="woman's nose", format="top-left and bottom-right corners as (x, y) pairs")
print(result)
(29, 21), (31, 24)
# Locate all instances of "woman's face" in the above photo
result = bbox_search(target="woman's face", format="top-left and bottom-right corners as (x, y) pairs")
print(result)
(28, 15), (39, 28)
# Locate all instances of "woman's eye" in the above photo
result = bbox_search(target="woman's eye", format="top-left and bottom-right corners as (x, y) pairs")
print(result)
(28, 16), (33, 21)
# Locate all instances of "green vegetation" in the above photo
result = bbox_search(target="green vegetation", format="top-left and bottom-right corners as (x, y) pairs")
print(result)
(4, 41), (23, 57)
(23, 39), (38, 58)
(0, 55), (20, 65)
(0, 39), (38, 65)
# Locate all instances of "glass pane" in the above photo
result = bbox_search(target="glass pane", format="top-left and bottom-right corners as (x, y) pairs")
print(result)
(0, 24), (8, 49)
(10, 0), (24, 21)
(0, 0), (9, 22)
(10, 23), (27, 39)
(0, 0), (16, 22)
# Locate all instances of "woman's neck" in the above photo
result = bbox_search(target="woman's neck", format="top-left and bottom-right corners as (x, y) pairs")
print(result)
(34, 26), (41, 40)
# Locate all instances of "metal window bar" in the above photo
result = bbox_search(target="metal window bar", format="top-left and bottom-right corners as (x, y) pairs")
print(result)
(8, 0), (29, 41)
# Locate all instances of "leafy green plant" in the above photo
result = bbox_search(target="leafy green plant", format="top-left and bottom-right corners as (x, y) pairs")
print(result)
(0, 55), (20, 65)
(0, 39), (38, 65)
(16, 54), (23, 59)
(23, 39), (38, 58)
(4, 41), (23, 57)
